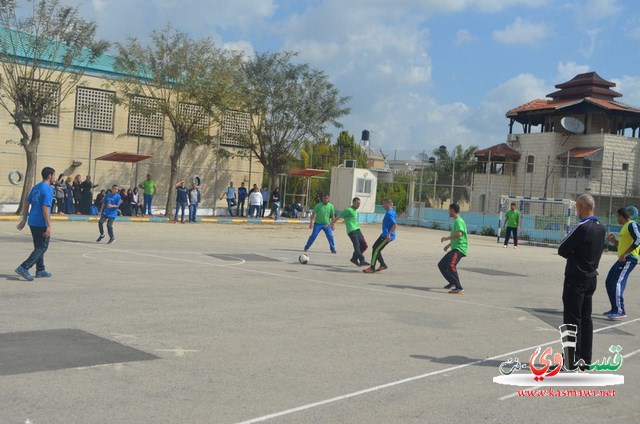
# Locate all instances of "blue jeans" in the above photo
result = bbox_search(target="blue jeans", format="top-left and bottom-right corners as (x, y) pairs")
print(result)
(175, 202), (187, 222)
(21, 226), (50, 271)
(143, 193), (153, 215)
(504, 226), (518, 246)
(304, 223), (335, 252)
(189, 203), (198, 222)
(227, 199), (236, 216)
(98, 215), (115, 239)
(248, 204), (260, 218)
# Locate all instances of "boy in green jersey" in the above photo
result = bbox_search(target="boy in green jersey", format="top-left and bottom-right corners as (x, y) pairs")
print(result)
(332, 197), (369, 266)
(503, 202), (520, 248)
(439, 203), (467, 294)
(304, 194), (337, 253)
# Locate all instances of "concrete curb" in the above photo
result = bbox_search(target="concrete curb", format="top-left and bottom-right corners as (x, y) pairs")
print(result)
(0, 214), (312, 225)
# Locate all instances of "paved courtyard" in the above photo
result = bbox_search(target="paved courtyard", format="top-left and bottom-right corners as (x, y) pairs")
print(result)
(0, 220), (638, 423)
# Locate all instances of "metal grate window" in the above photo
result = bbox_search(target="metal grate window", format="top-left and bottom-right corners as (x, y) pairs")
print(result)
(221, 110), (250, 146)
(128, 96), (164, 138)
(178, 102), (208, 131)
(19, 78), (60, 126)
(75, 87), (115, 132)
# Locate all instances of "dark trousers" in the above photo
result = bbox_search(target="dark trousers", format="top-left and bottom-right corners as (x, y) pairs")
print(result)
(261, 201), (267, 217)
(236, 199), (246, 216)
(504, 226), (518, 246)
(562, 276), (597, 365)
(369, 236), (391, 268)
(347, 230), (368, 263)
(438, 249), (464, 289)
(21, 226), (49, 272)
(605, 260), (635, 314)
(98, 215), (115, 239)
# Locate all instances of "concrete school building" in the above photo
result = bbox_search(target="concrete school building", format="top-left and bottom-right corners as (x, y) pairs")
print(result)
(0, 47), (261, 214)
(471, 72), (640, 216)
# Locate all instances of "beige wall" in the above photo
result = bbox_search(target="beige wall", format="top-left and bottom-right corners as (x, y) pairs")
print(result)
(0, 72), (262, 211)
(470, 132), (640, 213)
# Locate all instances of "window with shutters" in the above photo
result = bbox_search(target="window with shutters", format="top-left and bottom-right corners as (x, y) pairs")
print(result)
(18, 78), (60, 126)
(128, 96), (164, 138)
(221, 110), (250, 146)
(74, 87), (115, 132)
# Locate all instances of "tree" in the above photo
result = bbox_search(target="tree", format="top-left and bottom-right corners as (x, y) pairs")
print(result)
(237, 51), (351, 189)
(0, 0), (109, 214)
(376, 173), (411, 214)
(429, 144), (477, 206)
(112, 27), (243, 216)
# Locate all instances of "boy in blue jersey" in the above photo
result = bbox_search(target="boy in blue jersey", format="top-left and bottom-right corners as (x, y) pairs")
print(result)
(97, 184), (122, 244)
(363, 199), (397, 273)
(15, 167), (56, 281)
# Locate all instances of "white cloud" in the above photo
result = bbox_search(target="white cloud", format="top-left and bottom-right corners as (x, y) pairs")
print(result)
(492, 17), (550, 45)
(91, 0), (108, 11)
(465, 74), (551, 146)
(556, 62), (590, 82)
(573, 0), (622, 21)
(453, 29), (475, 45)
(580, 29), (602, 58)
(222, 40), (255, 59)
(628, 27), (640, 40)
(611, 75), (640, 107)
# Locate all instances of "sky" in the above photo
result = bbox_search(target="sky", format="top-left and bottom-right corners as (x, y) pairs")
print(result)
(62, 0), (640, 157)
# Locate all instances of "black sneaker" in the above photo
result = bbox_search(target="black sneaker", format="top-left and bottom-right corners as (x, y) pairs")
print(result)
(443, 283), (453, 289)
(360, 261), (370, 267)
(107, 238), (116, 244)
(448, 288), (464, 295)
(97, 234), (105, 242)
(350, 258), (360, 266)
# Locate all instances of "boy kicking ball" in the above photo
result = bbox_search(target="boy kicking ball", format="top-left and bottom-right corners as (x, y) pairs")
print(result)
(438, 203), (467, 294)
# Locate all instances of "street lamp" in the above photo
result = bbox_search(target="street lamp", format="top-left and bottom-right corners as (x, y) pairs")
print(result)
(88, 104), (95, 181)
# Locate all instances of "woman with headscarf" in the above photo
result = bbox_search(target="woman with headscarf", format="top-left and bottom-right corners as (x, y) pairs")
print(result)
(64, 176), (75, 214)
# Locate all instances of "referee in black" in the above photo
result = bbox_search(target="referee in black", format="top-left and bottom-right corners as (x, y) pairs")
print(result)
(558, 193), (605, 367)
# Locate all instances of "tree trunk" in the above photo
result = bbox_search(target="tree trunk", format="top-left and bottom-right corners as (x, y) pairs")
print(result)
(164, 138), (186, 218)
(16, 125), (40, 215)
(269, 169), (279, 191)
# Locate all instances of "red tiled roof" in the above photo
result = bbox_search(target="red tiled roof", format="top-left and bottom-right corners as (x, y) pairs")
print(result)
(557, 147), (603, 159)
(506, 97), (640, 116)
(474, 143), (521, 160)
(94, 152), (152, 163)
(288, 168), (329, 177)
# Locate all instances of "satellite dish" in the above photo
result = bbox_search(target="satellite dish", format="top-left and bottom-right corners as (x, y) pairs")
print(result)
(192, 175), (201, 186)
(560, 117), (585, 134)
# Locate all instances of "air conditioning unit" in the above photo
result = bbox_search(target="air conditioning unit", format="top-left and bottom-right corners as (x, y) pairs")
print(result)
(344, 159), (356, 168)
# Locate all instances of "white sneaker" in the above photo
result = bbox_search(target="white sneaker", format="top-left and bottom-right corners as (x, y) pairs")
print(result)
(514, 246), (518, 249)
(503, 245), (507, 248)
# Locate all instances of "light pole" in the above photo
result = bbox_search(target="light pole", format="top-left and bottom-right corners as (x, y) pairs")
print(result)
(88, 104), (95, 181)
(134, 115), (142, 187)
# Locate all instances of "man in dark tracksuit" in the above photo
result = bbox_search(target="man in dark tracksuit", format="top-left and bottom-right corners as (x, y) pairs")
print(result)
(558, 194), (605, 367)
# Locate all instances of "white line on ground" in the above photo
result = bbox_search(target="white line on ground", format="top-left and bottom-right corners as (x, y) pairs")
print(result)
(236, 318), (639, 423)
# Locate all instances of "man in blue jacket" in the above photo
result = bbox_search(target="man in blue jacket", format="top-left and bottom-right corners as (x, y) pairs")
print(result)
(15, 167), (56, 281)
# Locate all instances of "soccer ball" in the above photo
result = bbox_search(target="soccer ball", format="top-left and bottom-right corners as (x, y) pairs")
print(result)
(298, 254), (309, 264)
